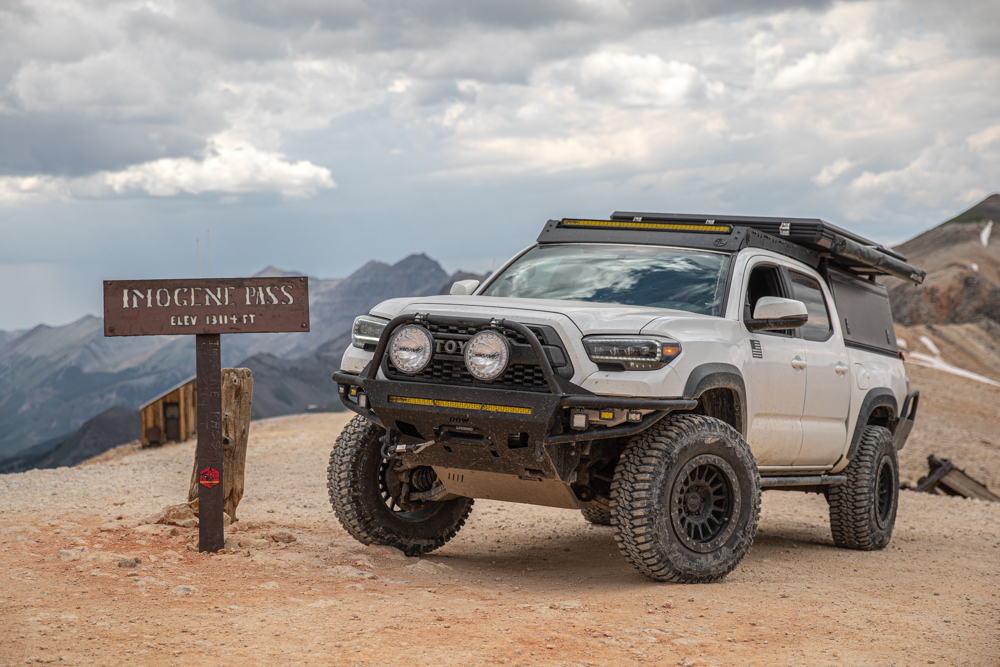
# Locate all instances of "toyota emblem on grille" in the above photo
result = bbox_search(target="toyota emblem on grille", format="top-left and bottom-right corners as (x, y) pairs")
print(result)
(435, 339), (467, 355)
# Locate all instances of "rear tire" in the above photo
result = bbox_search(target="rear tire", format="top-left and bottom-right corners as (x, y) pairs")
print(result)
(581, 507), (612, 525)
(611, 414), (760, 583)
(327, 416), (474, 556)
(828, 425), (898, 550)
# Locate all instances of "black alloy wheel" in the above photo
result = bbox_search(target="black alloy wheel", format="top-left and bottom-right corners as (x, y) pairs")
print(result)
(875, 455), (895, 530)
(328, 416), (474, 555)
(670, 455), (738, 552)
(378, 459), (435, 520)
(828, 424), (898, 550)
(612, 414), (760, 583)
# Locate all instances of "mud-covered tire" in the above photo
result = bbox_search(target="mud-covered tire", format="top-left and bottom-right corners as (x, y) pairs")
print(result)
(327, 415), (474, 556)
(827, 425), (898, 550)
(611, 414), (760, 583)
(581, 507), (612, 525)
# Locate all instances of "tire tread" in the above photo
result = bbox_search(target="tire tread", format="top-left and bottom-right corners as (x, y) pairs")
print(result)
(610, 414), (760, 583)
(326, 416), (473, 556)
(828, 425), (896, 550)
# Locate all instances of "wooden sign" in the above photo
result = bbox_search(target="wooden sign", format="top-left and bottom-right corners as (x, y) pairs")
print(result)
(104, 276), (310, 553)
(103, 277), (309, 336)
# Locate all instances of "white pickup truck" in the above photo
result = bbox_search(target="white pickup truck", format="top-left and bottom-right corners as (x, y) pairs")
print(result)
(329, 213), (922, 583)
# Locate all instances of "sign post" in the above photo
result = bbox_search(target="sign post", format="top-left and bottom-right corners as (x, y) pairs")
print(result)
(196, 333), (224, 552)
(104, 277), (309, 552)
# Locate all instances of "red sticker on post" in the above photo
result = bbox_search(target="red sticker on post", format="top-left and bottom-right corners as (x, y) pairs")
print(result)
(199, 467), (220, 488)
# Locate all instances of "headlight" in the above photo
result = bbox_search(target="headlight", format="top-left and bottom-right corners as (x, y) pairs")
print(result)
(389, 325), (434, 374)
(352, 315), (388, 349)
(464, 330), (510, 380)
(583, 336), (681, 371)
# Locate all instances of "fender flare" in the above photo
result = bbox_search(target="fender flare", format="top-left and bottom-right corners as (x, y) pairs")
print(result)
(683, 363), (747, 436)
(845, 388), (898, 461)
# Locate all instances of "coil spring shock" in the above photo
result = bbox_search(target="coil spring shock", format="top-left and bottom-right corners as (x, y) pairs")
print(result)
(410, 466), (438, 493)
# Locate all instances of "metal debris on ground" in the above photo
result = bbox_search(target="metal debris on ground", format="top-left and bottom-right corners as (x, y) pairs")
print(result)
(914, 455), (1000, 502)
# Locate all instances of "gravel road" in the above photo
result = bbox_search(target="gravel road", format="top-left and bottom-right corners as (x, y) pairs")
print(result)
(2, 364), (999, 666)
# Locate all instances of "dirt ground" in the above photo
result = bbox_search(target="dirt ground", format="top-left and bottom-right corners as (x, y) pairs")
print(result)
(2, 363), (999, 667)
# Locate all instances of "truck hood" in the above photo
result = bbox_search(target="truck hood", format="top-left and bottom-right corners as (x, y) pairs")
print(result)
(370, 295), (706, 335)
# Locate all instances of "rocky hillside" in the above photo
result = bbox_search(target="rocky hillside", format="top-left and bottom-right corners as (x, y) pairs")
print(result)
(887, 194), (1000, 326)
(0, 406), (140, 474)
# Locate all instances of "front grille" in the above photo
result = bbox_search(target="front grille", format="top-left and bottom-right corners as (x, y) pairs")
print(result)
(383, 321), (569, 393)
(389, 358), (550, 391)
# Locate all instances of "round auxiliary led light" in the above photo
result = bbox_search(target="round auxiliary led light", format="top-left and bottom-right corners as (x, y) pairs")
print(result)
(389, 325), (434, 374)
(464, 330), (510, 381)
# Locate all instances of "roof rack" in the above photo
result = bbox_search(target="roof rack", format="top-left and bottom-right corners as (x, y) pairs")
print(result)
(538, 212), (925, 285)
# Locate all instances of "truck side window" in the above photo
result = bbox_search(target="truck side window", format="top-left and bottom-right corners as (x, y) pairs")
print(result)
(789, 270), (832, 341)
(744, 264), (791, 336)
(744, 265), (785, 317)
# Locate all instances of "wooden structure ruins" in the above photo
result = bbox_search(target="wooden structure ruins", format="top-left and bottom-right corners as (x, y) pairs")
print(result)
(140, 376), (197, 447)
(139, 375), (198, 447)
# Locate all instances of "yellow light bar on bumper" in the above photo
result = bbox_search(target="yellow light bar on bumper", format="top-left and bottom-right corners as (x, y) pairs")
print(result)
(387, 396), (532, 416)
(434, 399), (483, 410)
(388, 396), (435, 406)
(560, 219), (732, 234)
(482, 404), (533, 415)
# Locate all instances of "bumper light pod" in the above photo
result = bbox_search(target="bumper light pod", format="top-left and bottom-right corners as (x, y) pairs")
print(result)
(570, 412), (589, 430)
(389, 325), (434, 374)
(464, 330), (510, 380)
(583, 336), (681, 371)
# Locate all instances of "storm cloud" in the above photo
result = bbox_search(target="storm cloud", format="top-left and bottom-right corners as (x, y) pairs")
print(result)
(0, 0), (998, 328)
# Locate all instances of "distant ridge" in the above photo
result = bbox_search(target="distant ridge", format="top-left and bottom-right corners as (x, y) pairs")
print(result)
(0, 406), (139, 474)
(942, 193), (1000, 226)
(887, 194), (1000, 326)
(253, 266), (303, 278)
(0, 253), (464, 469)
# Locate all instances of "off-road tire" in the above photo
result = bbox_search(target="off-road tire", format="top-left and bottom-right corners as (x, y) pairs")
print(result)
(581, 507), (612, 525)
(327, 416), (474, 556)
(827, 425), (898, 550)
(611, 414), (760, 583)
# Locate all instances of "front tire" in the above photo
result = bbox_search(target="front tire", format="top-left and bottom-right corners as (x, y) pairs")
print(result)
(611, 414), (760, 583)
(327, 416), (474, 556)
(581, 507), (612, 525)
(828, 425), (898, 550)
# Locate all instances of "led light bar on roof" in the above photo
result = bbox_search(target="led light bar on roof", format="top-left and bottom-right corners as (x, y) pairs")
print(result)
(560, 218), (732, 234)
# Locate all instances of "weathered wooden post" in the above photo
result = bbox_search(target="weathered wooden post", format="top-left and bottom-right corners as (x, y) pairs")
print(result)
(188, 367), (254, 520)
(104, 277), (309, 552)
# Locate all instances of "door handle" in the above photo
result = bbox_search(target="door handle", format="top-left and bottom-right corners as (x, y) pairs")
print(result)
(791, 356), (807, 370)
(835, 362), (849, 375)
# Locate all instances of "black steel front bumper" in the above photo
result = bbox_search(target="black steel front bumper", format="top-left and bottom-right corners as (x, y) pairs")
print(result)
(331, 314), (696, 469)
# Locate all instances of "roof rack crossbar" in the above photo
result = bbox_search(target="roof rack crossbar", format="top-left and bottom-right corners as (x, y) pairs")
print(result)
(607, 211), (925, 285)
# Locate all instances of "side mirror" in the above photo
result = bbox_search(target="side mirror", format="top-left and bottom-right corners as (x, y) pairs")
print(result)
(449, 279), (481, 296)
(746, 297), (808, 332)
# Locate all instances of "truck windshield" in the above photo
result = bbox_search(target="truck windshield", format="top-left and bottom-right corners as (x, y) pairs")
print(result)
(482, 244), (731, 316)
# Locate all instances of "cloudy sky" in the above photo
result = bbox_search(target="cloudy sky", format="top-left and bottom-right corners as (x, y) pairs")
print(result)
(1, 0), (998, 330)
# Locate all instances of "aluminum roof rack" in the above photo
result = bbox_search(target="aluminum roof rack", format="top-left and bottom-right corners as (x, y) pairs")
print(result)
(541, 211), (926, 285)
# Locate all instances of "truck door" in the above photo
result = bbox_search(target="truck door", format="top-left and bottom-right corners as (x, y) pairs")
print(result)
(787, 269), (851, 466)
(741, 261), (805, 466)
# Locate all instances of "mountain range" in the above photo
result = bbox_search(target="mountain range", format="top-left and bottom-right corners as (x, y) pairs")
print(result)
(0, 253), (479, 471)
(3, 194), (1000, 473)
